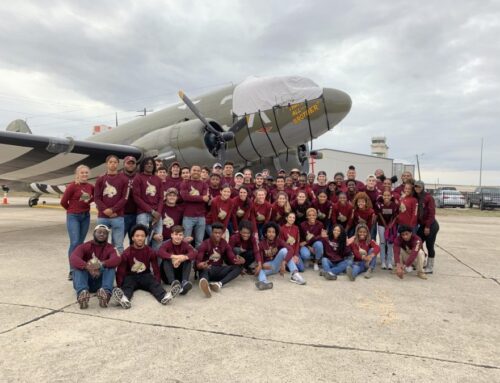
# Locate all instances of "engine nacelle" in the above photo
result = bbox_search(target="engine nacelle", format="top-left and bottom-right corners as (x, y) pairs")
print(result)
(131, 119), (224, 166)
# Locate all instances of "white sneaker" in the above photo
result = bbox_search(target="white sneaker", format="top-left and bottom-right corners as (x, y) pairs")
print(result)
(209, 281), (222, 292)
(405, 266), (413, 273)
(290, 272), (306, 285)
(161, 292), (174, 305)
(387, 264), (393, 270)
(313, 263), (319, 271)
(381, 262), (387, 270)
(112, 288), (131, 309)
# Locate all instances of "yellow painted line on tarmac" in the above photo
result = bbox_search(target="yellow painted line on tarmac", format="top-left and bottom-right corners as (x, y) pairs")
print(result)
(33, 204), (98, 214)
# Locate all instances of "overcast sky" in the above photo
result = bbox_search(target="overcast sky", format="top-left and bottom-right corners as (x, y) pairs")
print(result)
(0, 1), (499, 185)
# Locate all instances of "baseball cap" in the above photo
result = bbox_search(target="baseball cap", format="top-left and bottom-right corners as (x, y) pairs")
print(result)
(290, 168), (300, 173)
(94, 224), (111, 233)
(414, 180), (425, 188)
(255, 173), (263, 178)
(165, 187), (178, 195)
(278, 169), (286, 173)
(124, 156), (136, 163)
(213, 162), (223, 169)
(235, 172), (244, 178)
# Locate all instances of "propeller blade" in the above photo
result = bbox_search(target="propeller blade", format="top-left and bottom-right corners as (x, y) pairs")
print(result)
(229, 117), (247, 134)
(178, 90), (220, 136)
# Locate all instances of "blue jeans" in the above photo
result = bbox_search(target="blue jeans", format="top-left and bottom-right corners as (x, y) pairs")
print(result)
(124, 213), (137, 244)
(96, 216), (125, 253)
(370, 223), (378, 242)
(258, 248), (298, 282)
(351, 255), (377, 277)
(299, 240), (324, 264)
(136, 213), (163, 250)
(378, 226), (394, 266)
(322, 258), (351, 275)
(66, 212), (90, 272)
(182, 216), (206, 248)
(72, 267), (115, 296)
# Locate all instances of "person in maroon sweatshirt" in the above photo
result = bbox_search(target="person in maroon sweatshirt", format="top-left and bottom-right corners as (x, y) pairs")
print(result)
(162, 188), (186, 242)
(346, 223), (380, 281)
(396, 183), (418, 230)
(70, 224), (121, 309)
(253, 189), (272, 239)
(269, 176), (288, 203)
(393, 171), (414, 199)
(122, 156), (138, 244)
(364, 175), (381, 239)
(164, 161), (182, 194)
(279, 212), (301, 271)
(320, 224), (351, 280)
(312, 170), (328, 197)
(394, 225), (428, 280)
(222, 161), (235, 186)
(207, 184), (234, 235)
(229, 220), (259, 273)
(331, 192), (353, 232)
(414, 180), (439, 274)
(291, 190), (311, 226)
(349, 192), (376, 236)
(94, 155), (129, 254)
(231, 187), (256, 234)
(113, 224), (181, 309)
(158, 225), (196, 295)
(61, 164), (94, 280)
(180, 165), (209, 248)
(345, 179), (358, 205)
(326, 181), (339, 204)
(242, 168), (255, 193)
(255, 222), (306, 290)
(196, 223), (244, 298)
(132, 157), (164, 249)
(270, 191), (292, 225)
(376, 190), (400, 270)
(296, 173), (316, 201)
(299, 208), (324, 271)
(312, 190), (332, 229)
(343, 165), (365, 192)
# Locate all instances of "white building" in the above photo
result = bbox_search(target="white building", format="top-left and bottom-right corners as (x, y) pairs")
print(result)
(371, 136), (389, 158)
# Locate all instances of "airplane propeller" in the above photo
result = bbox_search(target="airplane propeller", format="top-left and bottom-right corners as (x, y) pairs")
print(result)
(178, 90), (246, 162)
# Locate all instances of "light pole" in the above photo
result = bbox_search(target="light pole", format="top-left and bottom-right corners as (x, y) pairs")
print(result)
(479, 138), (483, 187)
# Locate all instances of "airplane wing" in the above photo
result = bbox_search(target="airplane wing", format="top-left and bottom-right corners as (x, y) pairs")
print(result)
(0, 131), (142, 185)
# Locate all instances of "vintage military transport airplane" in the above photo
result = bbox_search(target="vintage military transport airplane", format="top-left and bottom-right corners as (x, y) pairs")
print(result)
(0, 76), (351, 205)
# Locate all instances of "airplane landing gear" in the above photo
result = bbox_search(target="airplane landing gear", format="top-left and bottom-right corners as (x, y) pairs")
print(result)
(28, 193), (41, 207)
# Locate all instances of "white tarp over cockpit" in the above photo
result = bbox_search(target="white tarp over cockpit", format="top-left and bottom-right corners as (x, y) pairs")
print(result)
(232, 76), (322, 116)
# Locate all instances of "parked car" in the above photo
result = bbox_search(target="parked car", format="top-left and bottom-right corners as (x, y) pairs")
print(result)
(467, 187), (500, 210)
(434, 190), (466, 208)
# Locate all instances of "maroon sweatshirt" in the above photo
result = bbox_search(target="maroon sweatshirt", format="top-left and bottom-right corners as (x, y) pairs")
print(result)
(180, 179), (208, 217)
(349, 240), (380, 262)
(416, 192), (436, 229)
(94, 173), (129, 218)
(312, 183), (328, 196)
(291, 200), (311, 225)
(270, 203), (289, 225)
(397, 196), (418, 228)
(60, 182), (94, 214)
(69, 241), (121, 270)
(132, 173), (164, 214)
(158, 240), (196, 261)
(394, 233), (423, 267)
(321, 237), (349, 263)
(164, 176), (182, 193)
(161, 204), (185, 239)
(208, 195), (234, 229)
(279, 224), (300, 256)
(269, 187), (288, 203)
(116, 245), (160, 286)
(253, 200), (272, 224)
(122, 172), (137, 215)
(365, 188), (380, 208)
(231, 197), (256, 232)
(331, 202), (353, 229)
(312, 199), (332, 226)
(376, 200), (400, 226)
(300, 220), (324, 246)
(196, 238), (237, 267)
(257, 238), (292, 263)
(351, 208), (376, 231)
(228, 233), (259, 255)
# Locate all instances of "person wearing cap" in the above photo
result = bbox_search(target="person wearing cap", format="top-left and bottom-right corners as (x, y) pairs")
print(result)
(222, 161), (235, 186)
(180, 165), (209, 248)
(162, 187), (186, 242)
(69, 224), (121, 309)
(290, 168), (301, 186)
(393, 225), (428, 280)
(164, 161), (182, 194)
(254, 172), (266, 196)
(61, 164), (94, 281)
(113, 224), (181, 308)
(122, 156), (138, 244)
(312, 170), (328, 196)
(278, 169), (286, 177)
(414, 181), (439, 274)
(132, 157), (164, 249)
(212, 162), (223, 175)
(94, 155), (129, 254)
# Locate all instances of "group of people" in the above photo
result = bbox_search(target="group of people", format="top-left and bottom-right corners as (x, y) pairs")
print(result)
(61, 155), (439, 310)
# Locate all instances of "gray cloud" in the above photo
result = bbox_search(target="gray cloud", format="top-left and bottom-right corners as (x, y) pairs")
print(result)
(0, 0), (499, 181)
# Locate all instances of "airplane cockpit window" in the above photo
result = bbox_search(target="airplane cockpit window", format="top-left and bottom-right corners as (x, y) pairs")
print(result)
(232, 76), (322, 116)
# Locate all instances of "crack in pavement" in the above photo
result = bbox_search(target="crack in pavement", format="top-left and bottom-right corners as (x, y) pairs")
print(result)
(437, 244), (500, 286)
(0, 302), (75, 335)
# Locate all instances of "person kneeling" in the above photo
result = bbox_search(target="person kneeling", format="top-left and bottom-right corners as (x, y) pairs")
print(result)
(158, 225), (196, 295)
(320, 224), (351, 280)
(70, 224), (121, 309)
(394, 225), (428, 280)
(196, 222), (245, 298)
(255, 222), (306, 290)
(113, 225), (181, 308)
(228, 220), (259, 274)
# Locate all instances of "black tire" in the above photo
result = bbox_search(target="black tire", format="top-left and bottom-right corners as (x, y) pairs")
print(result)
(28, 197), (38, 207)
(480, 200), (485, 210)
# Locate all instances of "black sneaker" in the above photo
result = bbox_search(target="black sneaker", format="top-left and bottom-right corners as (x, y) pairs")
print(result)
(77, 290), (90, 309)
(170, 280), (182, 299)
(112, 288), (131, 309)
(68, 272), (73, 281)
(255, 281), (273, 290)
(180, 280), (192, 295)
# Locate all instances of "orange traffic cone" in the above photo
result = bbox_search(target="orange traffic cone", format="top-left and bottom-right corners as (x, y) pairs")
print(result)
(2, 191), (8, 204)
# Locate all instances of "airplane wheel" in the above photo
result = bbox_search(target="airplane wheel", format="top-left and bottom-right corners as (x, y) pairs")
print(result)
(28, 197), (39, 207)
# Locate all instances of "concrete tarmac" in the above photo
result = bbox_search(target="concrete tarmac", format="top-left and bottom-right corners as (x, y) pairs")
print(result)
(0, 197), (499, 382)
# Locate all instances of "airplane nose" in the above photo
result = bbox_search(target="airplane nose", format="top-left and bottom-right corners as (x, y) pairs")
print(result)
(322, 87), (352, 127)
